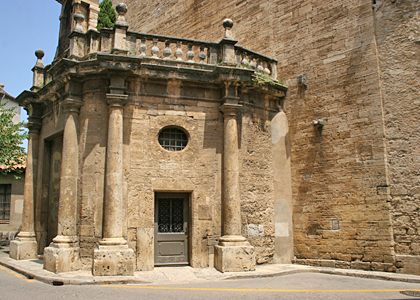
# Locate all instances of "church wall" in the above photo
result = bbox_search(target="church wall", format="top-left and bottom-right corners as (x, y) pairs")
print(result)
(118, 0), (397, 270)
(373, 0), (420, 275)
(119, 79), (278, 270)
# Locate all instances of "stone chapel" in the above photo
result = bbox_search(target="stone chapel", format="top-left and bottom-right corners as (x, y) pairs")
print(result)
(10, 0), (291, 275)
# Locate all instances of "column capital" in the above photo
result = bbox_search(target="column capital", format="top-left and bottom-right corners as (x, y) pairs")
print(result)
(106, 94), (128, 108)
(61, 98), (83, 114)
(26, 123), (42, 133)
(220, 103), (242, 117)
(23, 101), (43, 131)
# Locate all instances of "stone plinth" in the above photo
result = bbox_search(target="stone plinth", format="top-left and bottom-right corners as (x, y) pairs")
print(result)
(43, 241), (81, 273)
(9, 235), (37, 260)
(93, 244), (135, 276)
(214, 236), (255, 272)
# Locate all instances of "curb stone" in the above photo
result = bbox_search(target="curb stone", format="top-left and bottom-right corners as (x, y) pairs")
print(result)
(1, 247), (420, 285)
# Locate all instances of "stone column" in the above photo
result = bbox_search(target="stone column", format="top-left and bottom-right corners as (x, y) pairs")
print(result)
(43, 98), (82, 273)
(10, 103), (42, 260)
(221, 104), (242, 237)
(102, 95), (126, 243)
(93, 80), (134, 276)
(214, 103), (255, 272)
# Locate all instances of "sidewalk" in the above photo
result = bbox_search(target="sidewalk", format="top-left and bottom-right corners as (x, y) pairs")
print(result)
(1, 245), (420, 285)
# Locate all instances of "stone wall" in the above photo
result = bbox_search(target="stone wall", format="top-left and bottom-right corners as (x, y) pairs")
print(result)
(373, 0), (420, 275)
(122, 81), (223, 270)
(240, 108), (276, 264)
(119, 79), (278, 269)
(0, 172), (25, 236)
(117, 0), (402, 271)
(78, 80), (108, 269)
(35, 75), (279, 270)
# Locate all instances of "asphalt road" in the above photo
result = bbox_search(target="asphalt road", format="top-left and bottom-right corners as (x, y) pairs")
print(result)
(1, 265), (420, 300)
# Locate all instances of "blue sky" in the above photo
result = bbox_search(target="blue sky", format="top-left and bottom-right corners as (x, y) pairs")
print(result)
(1, 1), (108, 151)
(0, 0), (62, 123)
(0, 1), (63, 151)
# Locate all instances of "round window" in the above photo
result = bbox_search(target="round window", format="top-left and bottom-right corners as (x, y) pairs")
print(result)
(158, 127), (188, 151)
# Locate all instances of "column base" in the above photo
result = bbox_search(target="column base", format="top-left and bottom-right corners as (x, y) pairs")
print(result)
(9, 233), (38, 260)
(43, 239), (81, 273)
(92, 244), (135, 276)
(214, 235), (255, 272)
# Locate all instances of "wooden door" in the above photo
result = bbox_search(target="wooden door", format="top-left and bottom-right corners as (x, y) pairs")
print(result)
(154, 193), (189, 266)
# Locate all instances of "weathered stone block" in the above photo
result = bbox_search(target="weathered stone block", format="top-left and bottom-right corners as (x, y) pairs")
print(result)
(351, 261), (371, 270)
(335, 261), (351, 269)
(93, 245), (135, 276)
(214, 244), (255, 272)
(136, 228), (154, 271)
(320, 259), (336, 268)
(9, 239), (38, 260)
(371, 262), (395, 272)
(395, 255), (420, 275)
(43, 245), (81, 273)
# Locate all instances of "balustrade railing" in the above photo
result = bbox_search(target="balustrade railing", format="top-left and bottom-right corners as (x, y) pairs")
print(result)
(36, 3), (279, 90)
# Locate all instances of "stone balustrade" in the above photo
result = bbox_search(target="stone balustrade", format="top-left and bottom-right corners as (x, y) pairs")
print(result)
(78, 30), (278, 76)
(36, 4), (279, 89)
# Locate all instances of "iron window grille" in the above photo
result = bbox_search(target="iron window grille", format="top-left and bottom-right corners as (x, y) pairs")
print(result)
(157, 197), (184, 233)
(0, 184), (11, 222)
(158, 127), (188, 151)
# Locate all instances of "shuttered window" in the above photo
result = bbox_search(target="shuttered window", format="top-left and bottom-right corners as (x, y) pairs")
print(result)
(0, 184), (11, 222)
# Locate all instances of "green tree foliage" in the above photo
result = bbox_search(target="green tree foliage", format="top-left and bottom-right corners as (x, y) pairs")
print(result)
(97, 0), (116, 31)
(0, 102), (27, 179)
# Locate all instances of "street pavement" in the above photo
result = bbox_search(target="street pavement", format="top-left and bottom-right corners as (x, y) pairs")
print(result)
(1, 245), (420, 299)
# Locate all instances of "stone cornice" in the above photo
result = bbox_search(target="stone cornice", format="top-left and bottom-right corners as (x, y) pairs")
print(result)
(42, 54), (286, 95)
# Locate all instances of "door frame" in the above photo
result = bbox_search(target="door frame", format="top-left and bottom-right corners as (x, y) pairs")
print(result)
(154, 192), (191, 266)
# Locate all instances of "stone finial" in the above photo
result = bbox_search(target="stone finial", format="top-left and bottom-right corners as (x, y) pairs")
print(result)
(74, 11), (85, 33)
(223, 19), (234, 39)
(35, 49), (45, 68)
(115, 3), (128, 27)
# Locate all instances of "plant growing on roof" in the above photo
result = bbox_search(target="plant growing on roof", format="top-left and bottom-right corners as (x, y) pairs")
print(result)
(251, 72), (283, 86)
(97, 0), (117, 31)
(0, 102), (27, 179)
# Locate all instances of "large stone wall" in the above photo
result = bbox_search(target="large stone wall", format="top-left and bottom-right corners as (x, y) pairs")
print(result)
(117, 0), (403, 271)
(373, 0), (420, 274)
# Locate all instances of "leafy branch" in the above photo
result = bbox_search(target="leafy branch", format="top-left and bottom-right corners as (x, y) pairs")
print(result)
(0, 102), (27, 179)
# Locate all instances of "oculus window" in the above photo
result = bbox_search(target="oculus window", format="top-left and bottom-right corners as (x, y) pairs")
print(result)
(158, 127), (188, 151)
